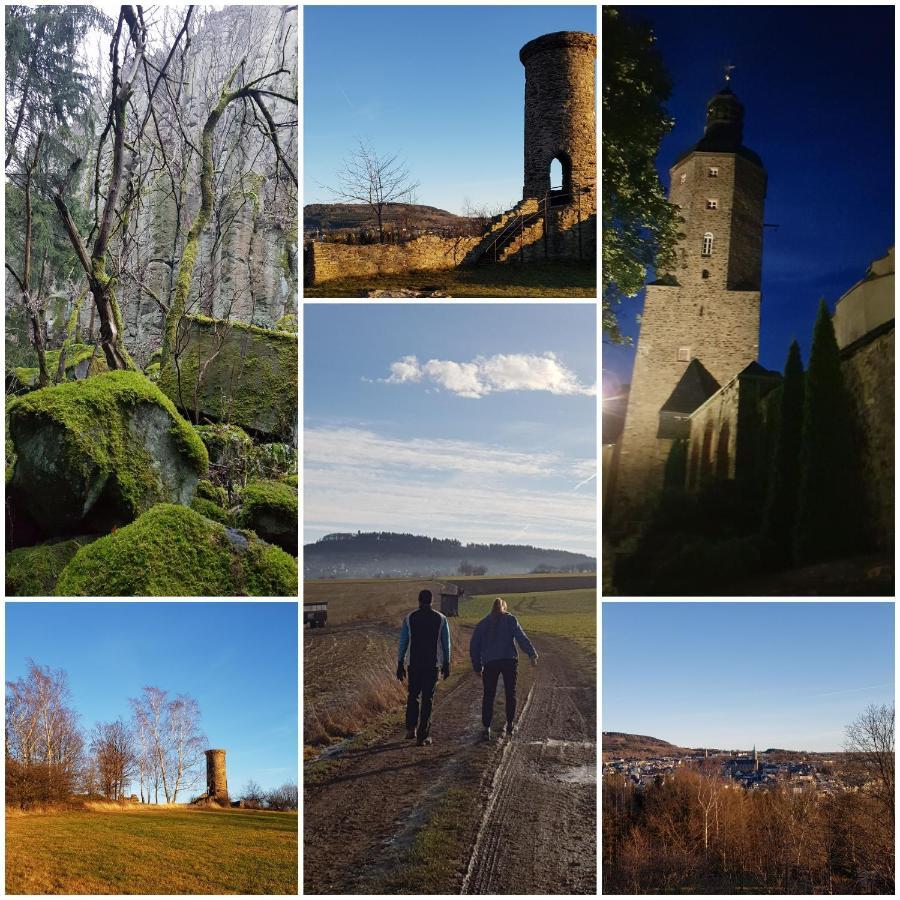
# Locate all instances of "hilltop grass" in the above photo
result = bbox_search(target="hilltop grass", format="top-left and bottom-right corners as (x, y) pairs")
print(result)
(5, 806), (297, 894)
(305, 260), (596, 297)
(460, 589), (597, 656)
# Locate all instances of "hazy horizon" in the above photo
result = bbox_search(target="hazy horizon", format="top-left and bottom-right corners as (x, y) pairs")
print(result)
(603, 602), (894, 753)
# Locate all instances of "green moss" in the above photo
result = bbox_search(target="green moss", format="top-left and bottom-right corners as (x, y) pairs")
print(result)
(281, 474), (298, 488)
(12, 344), (106, 389)
(248, 442), (297, 481)
(55, 504), (297, 597)
(190, 495), (233, 525)
(144, 361), (161, 381)
(196, 479), (228, 505)
(6, 538), (92, 597)
(8, 372), (208, 520)
(240, 479), (298, 522)
(195, 423), (253, 460)
(158, 317), (297, 440)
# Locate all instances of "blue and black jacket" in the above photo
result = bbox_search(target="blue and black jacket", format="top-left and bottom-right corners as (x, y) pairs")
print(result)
(469, 612), (537, 672)
(398, 606), (451, 670)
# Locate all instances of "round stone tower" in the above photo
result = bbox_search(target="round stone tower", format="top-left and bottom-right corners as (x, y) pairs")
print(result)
(519, 31), (597, 204)
(205, 749), (228, 804)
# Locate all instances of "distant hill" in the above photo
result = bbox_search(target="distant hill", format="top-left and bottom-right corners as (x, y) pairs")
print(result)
(304, 202), (475, 233)
(602, 732), (693, 759)
(304, 531), (596, 579)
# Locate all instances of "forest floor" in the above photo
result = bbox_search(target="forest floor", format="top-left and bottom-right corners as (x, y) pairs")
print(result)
(303, 586), (597, 894)
(304, 260), (596, 297)
(5, 806), (297, 894)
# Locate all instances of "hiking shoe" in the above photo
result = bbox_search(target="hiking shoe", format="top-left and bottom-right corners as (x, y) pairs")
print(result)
(417, 736), (433, 746)
(405, 728), (417, 740)
(482, 726), (492, 741)
(505, 722), (515, 737)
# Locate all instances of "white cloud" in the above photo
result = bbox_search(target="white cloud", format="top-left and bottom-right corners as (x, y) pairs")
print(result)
(377, 352), (595, 399)
(303, 426), (597, 554)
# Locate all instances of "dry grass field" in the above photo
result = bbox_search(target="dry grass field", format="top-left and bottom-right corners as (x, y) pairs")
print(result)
(5, 805), (297, 894)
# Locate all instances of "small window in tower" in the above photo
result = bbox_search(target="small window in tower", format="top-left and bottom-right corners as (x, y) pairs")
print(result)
(680, 172), (687, 184)
(702, 269), (710, 279)
(707, 198), (718, 209)
(708, 167), (719, 177)
(702, 232), (714, 256)
(677, 347), (691, 362)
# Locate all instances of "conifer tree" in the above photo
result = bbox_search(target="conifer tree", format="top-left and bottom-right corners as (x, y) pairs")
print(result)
(794, 301), (866, 563)
(762, 340), (804, 562)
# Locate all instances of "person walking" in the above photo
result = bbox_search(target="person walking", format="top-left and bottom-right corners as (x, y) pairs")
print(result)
(469, 597), (538, 740)
(396, 589), (451, 746)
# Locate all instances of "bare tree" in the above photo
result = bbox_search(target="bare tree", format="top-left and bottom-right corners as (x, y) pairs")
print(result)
(326, 140), (419, 244)
(90, 718), (136, 800)
(240, 778), (265, 808)
(844, 703), (894, 825)
(5, 660), (84, 806)
(129, 686), (206, 804)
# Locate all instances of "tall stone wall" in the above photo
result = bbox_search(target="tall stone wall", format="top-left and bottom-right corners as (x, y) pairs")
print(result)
(612, 284), (760, 527)
(842, 327), (894, 549)
(306, 236), (480, 285)
(205, 749), (228, 803)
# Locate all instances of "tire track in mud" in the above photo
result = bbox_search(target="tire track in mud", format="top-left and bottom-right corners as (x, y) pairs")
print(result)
(462, 637), (596, 895)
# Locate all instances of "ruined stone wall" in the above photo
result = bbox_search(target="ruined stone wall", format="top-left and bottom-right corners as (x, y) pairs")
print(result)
(842, 327), (894, 548)
(205, 749), (228, 802)
(520, 31), (596, 212)
(611, 283), (760, 527)
(307, 235), (481, 285)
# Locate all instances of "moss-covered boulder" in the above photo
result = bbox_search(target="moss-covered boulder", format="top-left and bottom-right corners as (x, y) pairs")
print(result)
(196, 479), (228, 506)
(55, 504), (297, 597)
(190, 495), (232, 525)
(8, 371), (208, 538)
(159, 316), (297, 441)
(9, 344), (108, 393)
(6, 537), (94, 596)
(238, 479), (298, 555)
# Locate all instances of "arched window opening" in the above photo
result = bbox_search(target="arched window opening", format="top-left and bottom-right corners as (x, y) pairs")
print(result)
(702, 232), (714, 256)
(702, 269), (710, 279)
(715, 421), (731, 479)
(700, 421), (715, 480)
(548, 152), (573, 206)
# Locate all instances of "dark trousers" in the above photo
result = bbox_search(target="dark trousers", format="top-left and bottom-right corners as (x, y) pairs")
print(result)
(406, 666), (439, 739)
(482, 658), (518, 728)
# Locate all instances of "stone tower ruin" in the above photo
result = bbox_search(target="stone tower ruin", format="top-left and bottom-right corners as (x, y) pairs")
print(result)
(518, 31), (596, 259)
(205, 748), (229, 804)
(610, 81), (767, 532)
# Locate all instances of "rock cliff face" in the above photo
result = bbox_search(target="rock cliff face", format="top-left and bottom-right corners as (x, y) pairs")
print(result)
(71, 5), (298, 363)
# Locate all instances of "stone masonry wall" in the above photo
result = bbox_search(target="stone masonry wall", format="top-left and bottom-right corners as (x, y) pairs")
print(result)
(612, 283), (760, 528)
(306, 235), (480, 285)
(687, 379), (741, 486)
(842, 327), (894, 548)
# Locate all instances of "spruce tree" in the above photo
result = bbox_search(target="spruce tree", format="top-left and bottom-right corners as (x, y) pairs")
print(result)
(794, 300), (866, 563)
(762, 340), (804, 562)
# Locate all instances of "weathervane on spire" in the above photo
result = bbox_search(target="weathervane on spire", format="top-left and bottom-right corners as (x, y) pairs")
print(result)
(724, 64), (736, 84)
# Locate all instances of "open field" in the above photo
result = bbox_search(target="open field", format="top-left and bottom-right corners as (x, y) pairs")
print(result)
(304, 260), (596, 297)
(461, 589), (597, 655)
(6, 806), (297, 894)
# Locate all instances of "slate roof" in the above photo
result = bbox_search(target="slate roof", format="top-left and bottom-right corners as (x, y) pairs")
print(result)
(659, 359), (721, 415)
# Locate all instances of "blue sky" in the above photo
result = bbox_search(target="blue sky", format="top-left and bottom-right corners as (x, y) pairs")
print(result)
(304, 5), (597, 215)
(6, 603), (298, 797)
(603, 602), (895, 752)
(304, 304), (597, 554)
(604, 5), (894, 389)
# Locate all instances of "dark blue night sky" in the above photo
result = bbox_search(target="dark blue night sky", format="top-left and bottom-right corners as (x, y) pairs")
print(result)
(604, 4), (895, 390)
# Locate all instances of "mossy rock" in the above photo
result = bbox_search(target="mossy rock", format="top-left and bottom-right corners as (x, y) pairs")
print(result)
(159, 316), (297, 441)
(55, 504), (297, 597)
(196, 479), (228, 506)
(10, 344), (107, 393)
(238, 479), (298, 556)
(190, 495), (232, 525)
(281, 474), (298, 488)
(248, 441), (297, 481)
(7, 371), (208, 538)
(6, 537), (95, 596)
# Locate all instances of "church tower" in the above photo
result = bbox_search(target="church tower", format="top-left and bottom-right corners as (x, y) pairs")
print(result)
(610, 78), (767, 531)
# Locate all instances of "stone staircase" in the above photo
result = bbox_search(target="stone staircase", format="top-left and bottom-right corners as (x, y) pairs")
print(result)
(462, 198), (546, 265)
